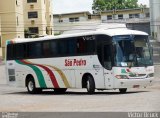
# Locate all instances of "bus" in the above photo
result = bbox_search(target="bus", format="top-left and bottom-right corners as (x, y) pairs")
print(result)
(6, 28), (154, 94)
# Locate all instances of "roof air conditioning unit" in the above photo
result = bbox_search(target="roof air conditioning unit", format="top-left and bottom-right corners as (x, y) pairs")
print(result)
(30, 5), (34, 9)
(31, 20), (35, 25)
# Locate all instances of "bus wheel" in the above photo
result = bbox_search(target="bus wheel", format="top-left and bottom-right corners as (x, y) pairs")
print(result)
(54, 88), (67, 94)
(27, 78), (42, 94)
(119, 88), (127, 94)
(86, 75), (95, 94)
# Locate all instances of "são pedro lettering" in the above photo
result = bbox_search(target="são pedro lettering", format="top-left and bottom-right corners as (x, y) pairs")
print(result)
(65, 59), (86, 66)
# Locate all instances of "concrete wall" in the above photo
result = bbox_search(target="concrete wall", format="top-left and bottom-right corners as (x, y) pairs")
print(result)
(126, 22), (150, 35)
(53, 12), (92, 34)
(150, 0), (160, 41)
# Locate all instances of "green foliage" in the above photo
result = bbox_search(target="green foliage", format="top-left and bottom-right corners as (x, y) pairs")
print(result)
(92, 0), (142, 11)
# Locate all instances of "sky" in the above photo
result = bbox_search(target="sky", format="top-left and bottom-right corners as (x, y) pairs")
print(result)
(53, 0), (149, 14)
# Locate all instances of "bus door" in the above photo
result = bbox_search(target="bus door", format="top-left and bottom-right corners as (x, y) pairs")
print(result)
(102, 44), (114, 89)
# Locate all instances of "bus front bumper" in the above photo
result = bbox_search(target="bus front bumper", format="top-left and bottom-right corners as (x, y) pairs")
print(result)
(114, 77), (154, 89)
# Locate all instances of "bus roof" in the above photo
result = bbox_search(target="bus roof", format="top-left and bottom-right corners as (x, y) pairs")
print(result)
(9, 28), (148, 44)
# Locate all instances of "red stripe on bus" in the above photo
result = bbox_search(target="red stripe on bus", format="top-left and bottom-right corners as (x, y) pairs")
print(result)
(21, 60), (59, 88)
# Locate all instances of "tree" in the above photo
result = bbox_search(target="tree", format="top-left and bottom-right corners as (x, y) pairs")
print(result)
(92, 0), (141, 12)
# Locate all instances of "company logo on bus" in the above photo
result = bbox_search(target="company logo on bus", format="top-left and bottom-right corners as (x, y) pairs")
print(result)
(65, 59), (86, 67)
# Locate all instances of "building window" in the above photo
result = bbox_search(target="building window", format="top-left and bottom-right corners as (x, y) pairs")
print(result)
(28, 11), (38, 18)
(107, 15), (112, 20)
(88, 15), (92, 19)
(146, 13), (150, 17)
(16, 0), (18, 5)
(129, 14), (140, 18)
(17, 16), (19, 26)
(118, 14), (123, 19)
(29, 27), (39, 34)
(59, 19), (63, 23)
(27, 0), (37, 3)
(50, 15), (52, 21)
(135, 14), (140, 18)
(129, 14), (134, 18)
(69, 17), (79, 22)
(51, 29), (52, 35)
(46, 27), (49, 35)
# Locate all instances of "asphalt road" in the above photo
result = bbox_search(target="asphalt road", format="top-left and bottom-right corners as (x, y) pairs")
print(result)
(0, 65), (160, 112)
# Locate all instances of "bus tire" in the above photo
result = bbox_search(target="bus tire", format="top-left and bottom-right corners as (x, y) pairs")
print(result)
(119, 88), (127, 94)
(54, 88), (67, 94)
(86, 75), (95, 94)
(27, 78), (42, 94)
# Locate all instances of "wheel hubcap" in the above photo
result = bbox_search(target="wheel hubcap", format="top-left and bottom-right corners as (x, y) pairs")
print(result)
(28, 81), (34, 91)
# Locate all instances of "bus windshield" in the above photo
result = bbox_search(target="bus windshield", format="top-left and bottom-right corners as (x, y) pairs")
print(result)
(113, 35), (153, 67)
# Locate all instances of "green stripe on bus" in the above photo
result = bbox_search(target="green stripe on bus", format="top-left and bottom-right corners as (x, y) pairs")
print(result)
(15, 60), (47, 88)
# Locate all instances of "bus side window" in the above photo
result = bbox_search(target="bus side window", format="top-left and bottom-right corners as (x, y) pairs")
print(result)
(42, 41), (50, 57)
(85, 39), (95, 54)
(58, 40), (68, 56)
(77, 37), (85, 54)
(15, 44), (25, 59)
(28, 42), (42, 58)
(50, 41), (58, 57)
(7, 44), (14, 60)
(68, 38), (76, 56)
(76, 36), (95, 55)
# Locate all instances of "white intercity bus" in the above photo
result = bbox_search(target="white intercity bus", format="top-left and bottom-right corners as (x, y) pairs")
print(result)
(5, 28), (154, 94)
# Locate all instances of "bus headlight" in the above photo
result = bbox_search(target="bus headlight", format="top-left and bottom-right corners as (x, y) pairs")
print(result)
(115, 75), (128, 79)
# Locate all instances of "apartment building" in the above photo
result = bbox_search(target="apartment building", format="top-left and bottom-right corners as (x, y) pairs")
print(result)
(101, 8), (150, 34)
(53, 11), (101, 34)
(54, 8), (150, 35)
(150, 0), (160, 41)
(101, 8), (149, 22)
(0, 0), (24, 58)
(54, 11), (91, 23)
(24, 0), (53, 37)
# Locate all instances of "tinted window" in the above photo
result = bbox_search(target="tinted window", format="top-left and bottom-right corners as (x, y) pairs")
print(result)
(28, 42), (42, 58)
(58, 40), (68, 55)
(7, 44), (14, 60)
(42, 41), (50, 57)
(15, 44), (26, 59)
(57, 38), (77, 56)
(77, 36), (96, 54)
(50, 41), (58, 56)
(7, 36), (96, 60)
(68, 38), (76, 55)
